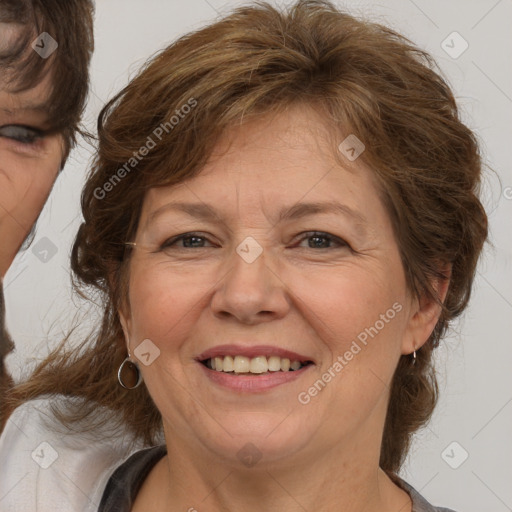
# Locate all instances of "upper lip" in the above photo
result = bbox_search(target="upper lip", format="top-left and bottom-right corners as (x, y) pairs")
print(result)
(196, 344), (315, 364)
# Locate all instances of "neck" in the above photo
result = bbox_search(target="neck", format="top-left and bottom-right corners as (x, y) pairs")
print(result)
(134, 424), (412, 512)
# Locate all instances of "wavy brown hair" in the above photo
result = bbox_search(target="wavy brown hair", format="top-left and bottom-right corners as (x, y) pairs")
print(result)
(6, 0), (488, 474)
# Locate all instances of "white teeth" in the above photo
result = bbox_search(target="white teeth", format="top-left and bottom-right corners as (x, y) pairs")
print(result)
(290, 360), (301, 371)
(250, 356), (268, 374)
(268, 356), (281, 372)
(204, 355), (308, 374)
(215, 357), (224, 372)
(234, 355), (250, 373)
(223, 355), (234, 372)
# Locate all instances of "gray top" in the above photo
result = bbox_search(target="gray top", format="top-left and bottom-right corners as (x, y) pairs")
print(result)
(391, 474), (457, 512)
(98, 445), (457, 512)
(0, 284), (14, 432)
(0, 281), (14, 388)
(0, 281), (14, 427)
(0, 281), (14, 360)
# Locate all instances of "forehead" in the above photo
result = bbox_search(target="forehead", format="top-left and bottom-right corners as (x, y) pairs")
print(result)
(0, 70), (53, 122)
(0, 22), (28, 80)
(0, 22), (53, 119)
(0, 22), (20, 51)
(142, 106), (383, 224)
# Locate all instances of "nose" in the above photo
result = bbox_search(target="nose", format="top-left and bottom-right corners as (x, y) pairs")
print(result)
(210, 243), (290, 325)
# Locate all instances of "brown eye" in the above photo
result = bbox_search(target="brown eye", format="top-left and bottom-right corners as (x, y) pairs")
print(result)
(160, 232), (216, 250)
(295, 231), (348, 249)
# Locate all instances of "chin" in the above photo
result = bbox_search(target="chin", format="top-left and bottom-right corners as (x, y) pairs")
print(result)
(193, 411), (316, 468)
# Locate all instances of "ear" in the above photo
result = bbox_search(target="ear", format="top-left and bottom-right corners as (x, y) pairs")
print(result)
(401, 264), (451, 355)
(118, 307), (132, 350)
(108, 269), (132, 351)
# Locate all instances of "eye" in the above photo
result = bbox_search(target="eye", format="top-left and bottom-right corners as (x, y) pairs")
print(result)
(294, 231), (349, 249)
(0, 125), (44, 144)
(157, 231), (349, 252)
(159, 232), (216, 250)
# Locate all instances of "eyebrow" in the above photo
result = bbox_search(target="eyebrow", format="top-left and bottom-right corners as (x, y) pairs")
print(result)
(145, 200), (368, 230)
(0, 103), (50, 116)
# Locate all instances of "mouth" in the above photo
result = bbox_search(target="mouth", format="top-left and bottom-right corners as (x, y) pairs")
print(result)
(196, 345), (315, 391)
(200, 355), (314, 375)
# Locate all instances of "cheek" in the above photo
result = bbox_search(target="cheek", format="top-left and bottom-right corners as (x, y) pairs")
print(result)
(126, 261), (212, 347)
(284, 262), (406, 356)
(289, 268), (407, 429)
(0, 150), (60, 221)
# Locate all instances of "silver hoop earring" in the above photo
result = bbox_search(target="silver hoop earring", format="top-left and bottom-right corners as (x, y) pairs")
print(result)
(118, 357), (143, 389)
(411, 350), (417, 365)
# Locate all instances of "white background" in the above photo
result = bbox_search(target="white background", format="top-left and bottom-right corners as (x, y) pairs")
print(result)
(4, 1), (511, 510)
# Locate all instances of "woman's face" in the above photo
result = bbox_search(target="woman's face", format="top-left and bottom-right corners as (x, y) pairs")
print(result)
(0, 24), (64, 277)
(120, 106), (437, 469)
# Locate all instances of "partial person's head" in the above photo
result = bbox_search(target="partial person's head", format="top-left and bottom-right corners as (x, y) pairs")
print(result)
(0, 0), (94, 277)
(52, 0), (485, 475)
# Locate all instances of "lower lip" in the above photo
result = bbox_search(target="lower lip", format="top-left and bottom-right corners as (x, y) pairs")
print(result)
(197, 362), (314, 392)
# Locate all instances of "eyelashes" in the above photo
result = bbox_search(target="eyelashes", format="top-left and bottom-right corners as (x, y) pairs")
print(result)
(0, 125), (45, 145)
(158, 231), (350, 251)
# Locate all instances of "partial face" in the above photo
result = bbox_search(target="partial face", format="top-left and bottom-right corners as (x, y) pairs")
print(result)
(119, 106), (423, 469)
(0, 23), (64, 277)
